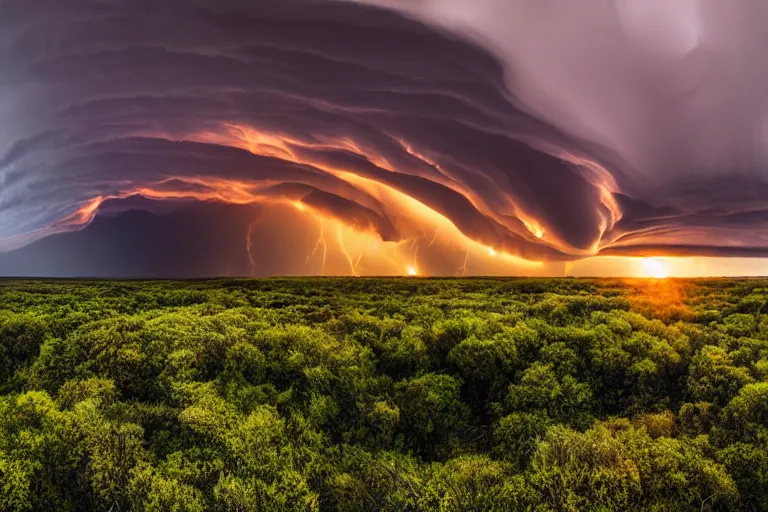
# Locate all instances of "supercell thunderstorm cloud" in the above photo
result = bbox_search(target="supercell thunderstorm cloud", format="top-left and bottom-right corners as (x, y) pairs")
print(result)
(2, 0), (768, 276)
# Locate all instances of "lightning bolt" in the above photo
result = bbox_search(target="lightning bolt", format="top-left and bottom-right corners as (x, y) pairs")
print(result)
(307, 224), (328, 274)
(458, 249), (469, 276)
(337, 225), (360, 276)
(246, 223), (258, 277)
(428, 228), (440, 248)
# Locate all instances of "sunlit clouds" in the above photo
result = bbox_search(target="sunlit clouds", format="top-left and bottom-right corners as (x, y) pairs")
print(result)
(2, 0), (768, 277)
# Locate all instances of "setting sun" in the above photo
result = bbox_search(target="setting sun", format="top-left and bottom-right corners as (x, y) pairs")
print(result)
(640, 257), (667, 278)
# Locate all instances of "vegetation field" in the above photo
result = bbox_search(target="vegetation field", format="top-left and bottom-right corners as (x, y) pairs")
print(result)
(1, 278), (768, 511)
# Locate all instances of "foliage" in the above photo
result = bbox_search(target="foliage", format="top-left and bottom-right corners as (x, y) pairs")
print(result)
(0, 277), (767, 510)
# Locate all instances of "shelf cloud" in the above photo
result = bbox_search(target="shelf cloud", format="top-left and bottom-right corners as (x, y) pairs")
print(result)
(2, 0), (768, 275)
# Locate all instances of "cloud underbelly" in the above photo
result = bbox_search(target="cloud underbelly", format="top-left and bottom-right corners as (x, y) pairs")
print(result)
(1, 0), (767, 265)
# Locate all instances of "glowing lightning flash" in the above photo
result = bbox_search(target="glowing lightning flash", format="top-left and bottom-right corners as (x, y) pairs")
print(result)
(337, 225), (361, 276)
(307, 224), (328, 274)
(458, 249), (469, 276)
(428, 228), (440, 247)
(246, 223), (258, 277)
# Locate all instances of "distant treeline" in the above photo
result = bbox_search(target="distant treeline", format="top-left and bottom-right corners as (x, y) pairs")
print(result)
(0, 278), (767, 511)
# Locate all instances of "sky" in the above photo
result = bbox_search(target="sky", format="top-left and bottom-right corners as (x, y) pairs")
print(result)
(1, 0), (768, 277)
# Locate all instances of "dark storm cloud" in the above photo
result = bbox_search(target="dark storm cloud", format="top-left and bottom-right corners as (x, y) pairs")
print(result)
(0, 202), (261, 278)
(1, 0), (768, 264)
(361, 0), (768, 257)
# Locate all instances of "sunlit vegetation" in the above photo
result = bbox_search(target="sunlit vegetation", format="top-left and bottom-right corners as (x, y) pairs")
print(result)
(0, 278), (767, 511)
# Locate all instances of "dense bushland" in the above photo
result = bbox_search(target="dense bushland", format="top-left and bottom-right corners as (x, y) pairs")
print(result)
(1, 278), (767, 511)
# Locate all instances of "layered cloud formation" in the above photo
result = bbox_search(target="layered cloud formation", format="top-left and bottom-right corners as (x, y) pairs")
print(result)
(2, 0), (768, 275)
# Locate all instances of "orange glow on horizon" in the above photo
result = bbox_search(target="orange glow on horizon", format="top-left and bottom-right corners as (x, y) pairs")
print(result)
(43, 195), (768, 277)
(640, 257), (668, 279)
